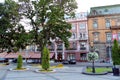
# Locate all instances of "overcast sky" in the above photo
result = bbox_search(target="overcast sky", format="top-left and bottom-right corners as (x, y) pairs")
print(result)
(1, 0), (120, 12)
(76, 0), (120, 12)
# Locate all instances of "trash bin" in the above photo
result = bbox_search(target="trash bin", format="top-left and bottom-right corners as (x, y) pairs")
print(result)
(112, 68), (119, 76)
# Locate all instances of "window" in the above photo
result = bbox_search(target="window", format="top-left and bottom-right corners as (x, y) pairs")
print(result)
(80, 53), (87, 60)
(72, 42), (77, 48)
(79, 33), (86, 39)
(118, 33), (120, 42)
(80, 42), (86, 50)
(80, 33), (82, 38)
(67, 54), (75, 60)
(116, 19), (120, 26)
(106, 32), (112, 42)
(57, 43), (63, 50)
(71, 33), (76, 39)
(93, 32), (99, 42)
(79, 23), (86, 29)
(72, 24), (76, 30)
(93, 20), (98, 29)
(106, 19), (110, 28)
(83, 33), (86, 38)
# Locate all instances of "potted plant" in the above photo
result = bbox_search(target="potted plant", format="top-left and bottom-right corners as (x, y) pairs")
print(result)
(112, 39), (120, 76)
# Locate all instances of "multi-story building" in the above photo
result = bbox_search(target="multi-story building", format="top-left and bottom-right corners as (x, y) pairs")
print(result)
(88, 4), (120, 62)
(50, 12), (89, 62)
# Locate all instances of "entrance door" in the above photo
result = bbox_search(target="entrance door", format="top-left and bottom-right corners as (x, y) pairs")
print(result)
(57, 52), (62, 62)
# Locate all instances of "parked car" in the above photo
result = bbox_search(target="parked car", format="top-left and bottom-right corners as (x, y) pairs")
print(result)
(12, 59), (17, 63)
(69, 59), (76, 64)
(62, 60), (69, 64)
(0, 58), (8, 63)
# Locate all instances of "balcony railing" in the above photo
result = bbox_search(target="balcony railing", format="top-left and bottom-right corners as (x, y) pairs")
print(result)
(80, 47), (86, 50)
(79, 37), (87, 40)
(49, 48), (54, 51)
(66, 48), (77, 50)
(110, 26), (120, 30)
(57, 48), (63, 50)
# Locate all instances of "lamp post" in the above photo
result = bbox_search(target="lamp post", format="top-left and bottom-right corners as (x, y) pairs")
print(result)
(109, 41), (112, 63)
(109, 26), (113, 64)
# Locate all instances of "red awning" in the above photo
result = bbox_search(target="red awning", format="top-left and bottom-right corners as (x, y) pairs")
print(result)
(30, 52), (54, 59)
(3, 52), (54, 59)
(0, 52), (8, 58)
(5, 53), (19, 58)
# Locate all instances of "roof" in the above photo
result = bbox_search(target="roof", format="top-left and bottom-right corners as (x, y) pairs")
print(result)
(91, 4), (120, 10)
(89, 4), (120, 16)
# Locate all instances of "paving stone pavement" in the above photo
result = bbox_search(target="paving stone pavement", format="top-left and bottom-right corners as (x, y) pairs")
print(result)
(0, 63), (120, 80)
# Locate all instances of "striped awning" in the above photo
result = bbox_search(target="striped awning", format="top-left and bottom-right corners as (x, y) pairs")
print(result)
(1, 51), (54, 59)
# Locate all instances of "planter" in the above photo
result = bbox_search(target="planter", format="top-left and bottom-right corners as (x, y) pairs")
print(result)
(9, 68), (29, 71)
(35, 69), (55, 73)
(112, 68), (119, 76)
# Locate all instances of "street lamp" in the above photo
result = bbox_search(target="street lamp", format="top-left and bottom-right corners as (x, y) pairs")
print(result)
(108, 41), (112, 63)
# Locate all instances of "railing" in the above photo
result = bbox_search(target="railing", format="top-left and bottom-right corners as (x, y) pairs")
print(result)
(49, 49), (54, 51)
(110, 25), (120, 30)
(66, 48), (77, 50)
(80, 47), (86, 50)
(79, 37), (88, 40)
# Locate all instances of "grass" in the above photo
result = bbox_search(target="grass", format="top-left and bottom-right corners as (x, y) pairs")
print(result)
(87, 67), (112, 73)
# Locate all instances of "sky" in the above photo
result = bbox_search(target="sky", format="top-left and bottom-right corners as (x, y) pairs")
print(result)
(76, 0), (120, 12)
(1, 0), (120, 12)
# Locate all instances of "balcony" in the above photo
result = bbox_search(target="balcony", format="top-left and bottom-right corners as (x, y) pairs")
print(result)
(57, 48), (63, 50)
(80, 47), (86, 50)
(110, 26), (120, 30)
(79, 37), (88, 41)
(49, 48), (54, 51)
(66, 48), (77, 50)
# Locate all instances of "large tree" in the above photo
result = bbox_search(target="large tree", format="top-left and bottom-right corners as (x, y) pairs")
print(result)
(19, 0), (77, 63)
(0, 0), (29, 53)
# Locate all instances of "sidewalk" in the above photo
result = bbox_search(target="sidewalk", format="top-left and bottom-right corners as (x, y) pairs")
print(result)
(0, 64), (8, 80)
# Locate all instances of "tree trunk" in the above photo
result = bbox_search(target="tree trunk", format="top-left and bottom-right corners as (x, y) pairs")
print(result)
(92, 60), (95, 73)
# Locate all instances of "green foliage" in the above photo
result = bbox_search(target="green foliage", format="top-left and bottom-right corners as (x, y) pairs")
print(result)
(19, 0), (77, 64)
(17, 55), (23, 69)
(0, 0), (29, 52)
(112, 39), (120, 65)
(20, 0), (77, 48)
(42, 46), (50, 70)
(87, 52), (99, 61)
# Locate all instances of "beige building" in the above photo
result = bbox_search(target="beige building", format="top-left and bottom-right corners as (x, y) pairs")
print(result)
(88, 4), (120, 62)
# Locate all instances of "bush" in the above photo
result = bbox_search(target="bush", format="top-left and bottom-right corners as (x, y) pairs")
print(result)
(42, 47), (50, 70)
(17, 55), (23, 69)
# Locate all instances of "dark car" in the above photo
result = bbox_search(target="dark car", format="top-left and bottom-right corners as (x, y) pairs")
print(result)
(12, 59), (17, 63)
(62, 60), (69, 64)
(69, 59), (76, 64)
(0, 58), (8, 63)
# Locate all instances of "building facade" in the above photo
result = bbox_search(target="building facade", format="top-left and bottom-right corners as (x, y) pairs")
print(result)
(51, 12), (89, 62)
(88, 4), (120, 62)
